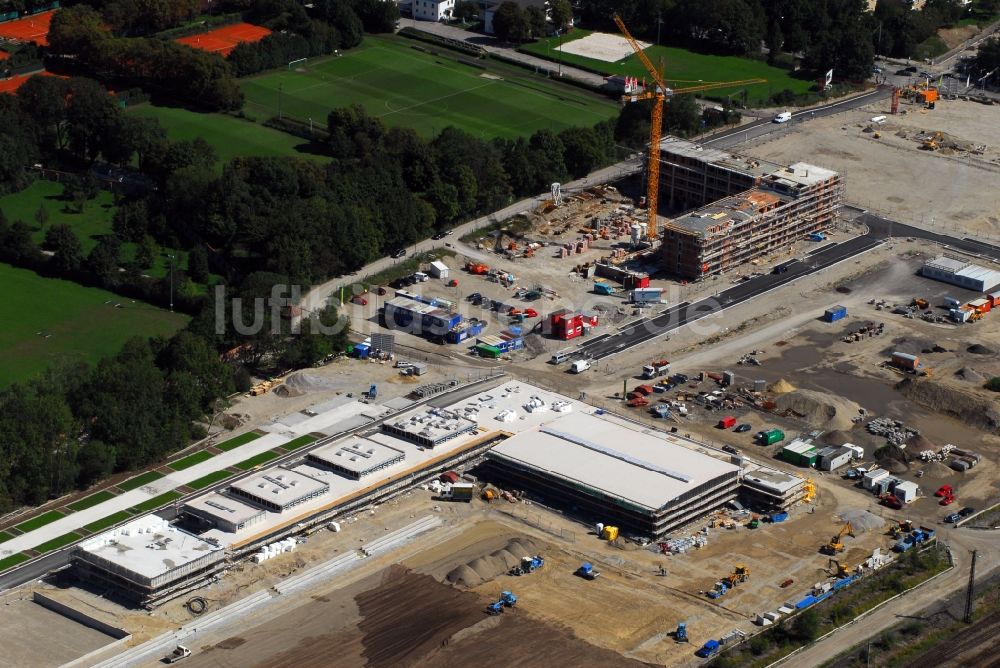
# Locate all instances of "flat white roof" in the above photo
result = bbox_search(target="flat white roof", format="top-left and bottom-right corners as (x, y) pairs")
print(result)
(766, 162), (838, 188)
(783, 439), (817, 455)
(184, 492), (263, 526)
(925, 256), (969, 273)
(308, 437), (405, 475)
(383, 407), (478, 442)
(77, 515), (222, 580)
(741, 466), (806, 494)
(229, 468), (329, 507)
(488, 411), (739, 511)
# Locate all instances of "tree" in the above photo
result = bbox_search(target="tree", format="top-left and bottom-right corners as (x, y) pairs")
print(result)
(187, 244), (210, 283)
(791, 609), (820, 642)
(87, 236), (122, 282)
(559, 127), (602, 178)
(45, 224), (84, 273)
(351, 0), (400, 32)
(3, 220), (41, 262)
(663, 94), (701, 137)
(551, 0), (573, 30)
(526, 5), (547, 38)
(985, 377), (1000, 392)
(492, 2), (531, 42)
(135, 234), (159, 271)
(76, 439), (116, 488)
(766, 18), (783, 64)
(34, 204), (49, 231)
(454, 0), (479, 22)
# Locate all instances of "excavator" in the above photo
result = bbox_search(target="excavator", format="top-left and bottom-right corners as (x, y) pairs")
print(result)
(888, 519), (914, 539)
(827, 558), (852, 578)
(612, 15), (766, 242)
(921, 131), (944, 151)
(821, 521), (855, 555)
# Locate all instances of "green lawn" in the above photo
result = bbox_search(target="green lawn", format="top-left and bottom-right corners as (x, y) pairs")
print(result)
(520, 30), (811, 104)
(128, 104), (325, 165)
(0, 263), (188, 387)
(216, 431), (263, 451)
(235, 450), (281, 471)
(0, 180), (116, 254)
(242, 35), (617, 139)
(280, 434), (317, 451)
(0, 531), (12, 543)
(117, 470), (165, 491)
(167, 450), (215, 471)
(83, 510), (133, 533)
(13, 509), (65, 534)
(66, 490), (116, 512)
(32, 531), (83, 554)
(0, 553), (30, 571)
(186, 469), (233, 490)
(127, 490), (182, 514)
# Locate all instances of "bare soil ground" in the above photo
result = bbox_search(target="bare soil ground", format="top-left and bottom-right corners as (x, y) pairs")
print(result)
(0, 598), (120, 667)
(746, 98), (1000, 239)
(938, 25), (980, 50)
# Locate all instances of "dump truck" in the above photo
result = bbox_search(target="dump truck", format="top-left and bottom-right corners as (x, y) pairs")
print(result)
(442, 482), (474, 502)
(465, 262), (488, 275)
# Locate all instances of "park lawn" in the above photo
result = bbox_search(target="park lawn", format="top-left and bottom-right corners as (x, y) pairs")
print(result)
(242, 35), (617, 139)
(167, 450), (215, 471)
(216, 431), (263, 451)
(83, 510), (133, 533)
(0, 553), (30, 571)
(186, 470), (233, 490)
(280, 434), (317, 451)
(128, 104), (325, 166)
(520, 30), (812, 104)
(13, 509), (65, 534)
(117, 470), (165, 491)
(0, 263), (188, 387)
(66, 490), (116, 512)
(0, 180), (116, 254)
(235, 450), (281, 471)
(32, 531), (84, 554)
(127, 490), (182, 514)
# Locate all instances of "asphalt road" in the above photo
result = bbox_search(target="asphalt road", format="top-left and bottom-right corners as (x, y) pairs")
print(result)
(571, 211), (1000, 362)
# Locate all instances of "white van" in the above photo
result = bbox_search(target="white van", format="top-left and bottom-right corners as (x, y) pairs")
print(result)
(570, 359), (591, 374)
(773, 111), (792, 123)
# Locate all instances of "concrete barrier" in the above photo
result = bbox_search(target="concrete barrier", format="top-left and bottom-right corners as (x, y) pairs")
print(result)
(33, 592), (130, 639)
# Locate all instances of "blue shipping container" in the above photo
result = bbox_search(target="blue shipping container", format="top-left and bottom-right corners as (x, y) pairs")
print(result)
(795, 595), (818, 609)
(824, 306), (847, 322)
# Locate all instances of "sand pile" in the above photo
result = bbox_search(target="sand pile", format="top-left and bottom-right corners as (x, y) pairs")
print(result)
(908, 434), (937, 452)
(446, 538), (541, 588)
(770, 379), (796, 394)
(774, 389), (863, 430)
(922, 461), (954, 478)
(956, 367), (986, 383)
(967, 344), (994, 355)
(838, 509), (885, 533)
(821, 430), (854, 446)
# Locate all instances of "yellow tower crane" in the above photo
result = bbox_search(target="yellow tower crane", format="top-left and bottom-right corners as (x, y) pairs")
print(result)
(612, 14), (766, 242)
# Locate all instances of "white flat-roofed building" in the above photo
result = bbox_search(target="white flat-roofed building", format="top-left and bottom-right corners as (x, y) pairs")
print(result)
(485, 411), (740, 538)
(182, 492), (266, 533)
(922, 255), (1000, 293)
(381, 407), (478, 447)
(229, 467), (329, 512)
(413, 0), (454, 21)
(73, 515), (225, 605)
(738, 465), (808, 511)
(307, 438), (406, 479)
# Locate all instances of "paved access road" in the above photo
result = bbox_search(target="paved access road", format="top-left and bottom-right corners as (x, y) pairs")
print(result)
(571, 211), (1000, 362)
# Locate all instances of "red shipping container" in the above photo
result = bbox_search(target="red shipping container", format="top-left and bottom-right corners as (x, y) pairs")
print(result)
(718, 416), (736, 429)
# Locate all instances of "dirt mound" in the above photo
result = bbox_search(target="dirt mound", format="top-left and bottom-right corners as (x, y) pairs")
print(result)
(273, 384), (304, 398)
(446, 537), (540, 588)
(922, 461), (954, 478)
(770, 378), (796, 394)
(821, 430), (855, 446)
(896, 378), (1000, 434)
(967, 344), (994, 355)
(773, 389), (863, 430)
(838, 509), (885, 533)
(877, 457), (909, 474)
(908, 434), (937, 452)
(956, 367), (986, 383)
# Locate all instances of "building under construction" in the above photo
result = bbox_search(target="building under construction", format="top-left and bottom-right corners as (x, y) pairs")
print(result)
(657, 138), (843, 279)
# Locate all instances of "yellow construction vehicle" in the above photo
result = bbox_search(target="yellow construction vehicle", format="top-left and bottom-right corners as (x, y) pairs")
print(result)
(921, 131), (944, 151)
(821, 521), (855, 555)
(828, 559), (852, 578)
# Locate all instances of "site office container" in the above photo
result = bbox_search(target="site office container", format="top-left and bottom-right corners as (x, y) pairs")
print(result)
(890, 352), (920, 371)
(759, 429), (785, 445)
(824, 305), (847, 322)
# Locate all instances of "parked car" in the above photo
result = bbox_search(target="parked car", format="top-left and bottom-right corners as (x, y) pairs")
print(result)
(467, 292), (482, 302)
(722, 445), (738, 454)
(391, 248), (407, 259)
(734, 423), (752, 433)
(944, 512), (961, 523)
(432, 229), (451, 240)
(959, 507), (976, 517)
(524, 308), (538, 318)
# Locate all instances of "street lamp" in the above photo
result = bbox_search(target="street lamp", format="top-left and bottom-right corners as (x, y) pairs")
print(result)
(167, 254), (175, 312)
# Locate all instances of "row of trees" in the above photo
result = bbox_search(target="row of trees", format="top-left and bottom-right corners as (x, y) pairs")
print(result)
(490, 0), (573, 43)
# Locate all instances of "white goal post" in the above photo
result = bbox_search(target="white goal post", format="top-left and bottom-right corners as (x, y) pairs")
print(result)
(288, 57), (307, 69)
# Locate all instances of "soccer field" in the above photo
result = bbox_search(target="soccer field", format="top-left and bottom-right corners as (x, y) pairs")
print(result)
(241, 36), (617, 139)
(521, 30), (813, 104)
(0, 263), (188, 386)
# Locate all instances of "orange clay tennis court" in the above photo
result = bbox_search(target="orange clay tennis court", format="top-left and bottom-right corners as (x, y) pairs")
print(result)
(0, 50), (9, 61)
(0, 71), (58, 95)
(176, 22), (270, 57)
(0, 9), (56, 47)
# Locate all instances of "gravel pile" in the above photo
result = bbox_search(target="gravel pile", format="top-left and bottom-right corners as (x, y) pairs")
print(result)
(838, 509), (886, 533)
